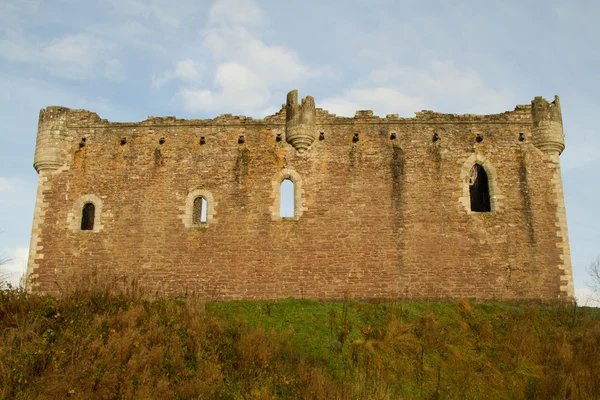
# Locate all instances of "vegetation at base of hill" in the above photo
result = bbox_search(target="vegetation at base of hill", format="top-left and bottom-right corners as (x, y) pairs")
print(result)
(1, 289), (599, 400)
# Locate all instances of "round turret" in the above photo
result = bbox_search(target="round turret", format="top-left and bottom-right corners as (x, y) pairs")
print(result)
(34, 106), (71, 172)
(531, 96), (564, 156)
(285, 90), (316, 153)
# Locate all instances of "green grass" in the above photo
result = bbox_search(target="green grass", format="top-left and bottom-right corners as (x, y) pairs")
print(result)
(1, 288), (600, 399)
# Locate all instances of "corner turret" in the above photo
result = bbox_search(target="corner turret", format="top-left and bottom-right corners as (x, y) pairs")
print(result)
(531, 96), (564, 157)
(531, 95), (573, 300)
(285, 90), (316, 153)
(34, 106), (71, 172)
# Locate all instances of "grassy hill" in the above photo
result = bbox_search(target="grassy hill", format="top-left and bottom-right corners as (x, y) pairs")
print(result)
(1, 288), (599, 399)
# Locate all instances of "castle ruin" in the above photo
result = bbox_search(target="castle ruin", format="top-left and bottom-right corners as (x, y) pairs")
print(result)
(26, 90), (573, 301)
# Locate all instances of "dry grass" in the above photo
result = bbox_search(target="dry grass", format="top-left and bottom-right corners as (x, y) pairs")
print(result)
(1, 285), (599, 399)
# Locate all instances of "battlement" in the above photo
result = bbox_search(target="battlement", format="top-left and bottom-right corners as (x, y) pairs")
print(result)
(27, 90), (573, 302)
(532, 96), (562, 126)
(49, 100), (534, 129)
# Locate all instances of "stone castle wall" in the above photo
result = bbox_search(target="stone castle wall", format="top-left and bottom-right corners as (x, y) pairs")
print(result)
(26, 91), (574, 301)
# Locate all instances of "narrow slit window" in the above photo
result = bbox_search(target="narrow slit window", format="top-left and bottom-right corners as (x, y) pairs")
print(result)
(81, 203), (95, 230)
(469, 164), (491, 212)
(193, 197), (207, 224)
(280, 179), (294, 218)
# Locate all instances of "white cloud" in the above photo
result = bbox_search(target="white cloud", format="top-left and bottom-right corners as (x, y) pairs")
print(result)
(0, 0), (41, 32)
(109, 0), (150, 17)
(0, 177), (27, 193)
(202, 24), (315, 86)
(0, 177), (15, 192)
(407, 60), (511, 114)
(174, 59), (203, 82)
(1, 247), (28, 288)
(152, 74), (170, 89)
(0, 32), (124, 81)
(575, 288), (600, 308)
(180, 62), (269, 113)
(41, 34), (119, 80)
(320, 87), (422, 117)
(43, 34), (93, 64)
(257, 106), (280, 118)
(172, 0), (329, 115)
(208, 0), (264, 27)
(153, 59), (204, 88)
(320, 60), (513, 117)
(105, 0), (201, 29)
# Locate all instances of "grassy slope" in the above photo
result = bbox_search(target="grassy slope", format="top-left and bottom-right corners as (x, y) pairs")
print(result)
(1, 289), (599, 399)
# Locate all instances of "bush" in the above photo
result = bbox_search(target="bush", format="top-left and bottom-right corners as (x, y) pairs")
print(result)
(1, 288), (599, 399)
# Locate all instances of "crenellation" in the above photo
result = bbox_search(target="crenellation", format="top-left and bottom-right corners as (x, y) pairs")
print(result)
(26, 90), (573, 302)
(67, 109), (107, 125)
(354, 110), (376, 118)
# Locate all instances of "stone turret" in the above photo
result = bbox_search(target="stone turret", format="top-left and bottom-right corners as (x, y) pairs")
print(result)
(531, 96), (564, 157)
(34, 106), (71, 172)
(27, 107), (72, 292)
(285, 90), (316, 153)
(531, 95), (573, 300)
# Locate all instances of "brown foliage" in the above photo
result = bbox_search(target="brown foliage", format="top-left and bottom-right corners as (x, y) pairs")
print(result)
(1, 287), (599, 399)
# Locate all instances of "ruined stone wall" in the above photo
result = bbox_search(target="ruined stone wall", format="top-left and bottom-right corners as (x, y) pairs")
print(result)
(26, 92), (573, 301)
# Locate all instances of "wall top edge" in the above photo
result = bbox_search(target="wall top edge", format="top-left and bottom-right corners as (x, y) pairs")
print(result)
(39, 103), (535, 128)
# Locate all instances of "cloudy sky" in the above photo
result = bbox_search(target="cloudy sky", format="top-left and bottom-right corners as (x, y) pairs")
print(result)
(0, 0), (598, 304)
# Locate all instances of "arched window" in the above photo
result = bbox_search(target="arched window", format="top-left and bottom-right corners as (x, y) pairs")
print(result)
(280, 178), (295, 218)
(193, 196), (207, 224)
(181, 190), (215, 228)
(270, 169), (305, 221)
(81, 203), (95, 230)
(469, 164), (491, 212)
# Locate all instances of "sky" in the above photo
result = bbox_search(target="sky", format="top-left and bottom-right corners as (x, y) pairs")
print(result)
(0, 0), (598, 305)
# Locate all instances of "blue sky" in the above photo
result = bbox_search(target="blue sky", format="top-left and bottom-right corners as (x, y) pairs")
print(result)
(0, 0), (598, 304)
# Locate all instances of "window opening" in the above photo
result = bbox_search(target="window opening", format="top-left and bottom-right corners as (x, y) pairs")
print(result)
(81, 203), (95, 230)
(469, 164), (491, 212)
(280, 179), (294, 218)
(193, 197), (208, 224)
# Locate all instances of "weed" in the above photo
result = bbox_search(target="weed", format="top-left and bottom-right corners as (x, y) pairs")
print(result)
(1, 286), (599, 399)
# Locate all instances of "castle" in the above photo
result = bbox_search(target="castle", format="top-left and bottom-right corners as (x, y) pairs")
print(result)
(26, 90), (573, 301)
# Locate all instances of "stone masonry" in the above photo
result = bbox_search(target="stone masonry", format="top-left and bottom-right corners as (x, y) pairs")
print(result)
(26, 90), (574, 301)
